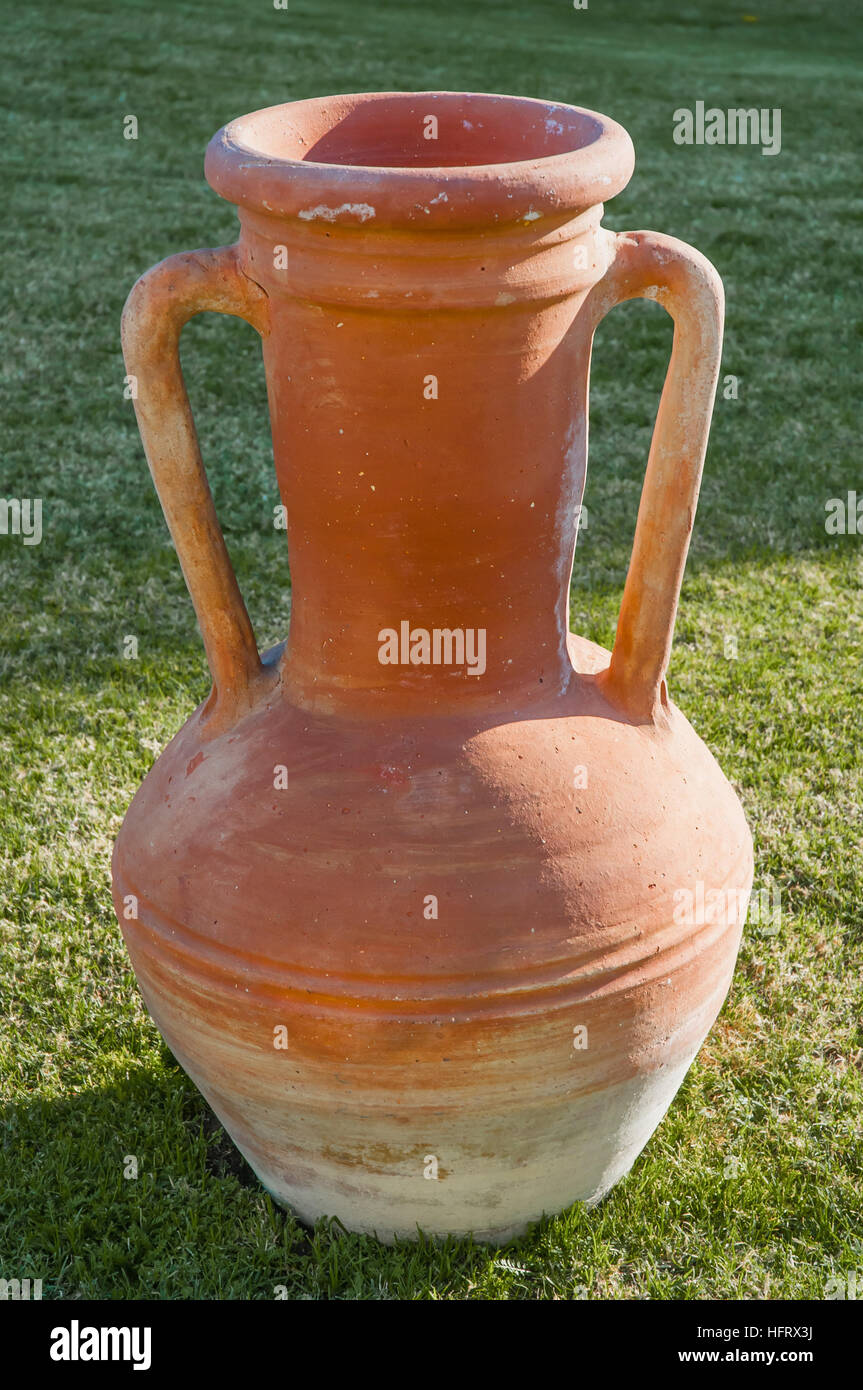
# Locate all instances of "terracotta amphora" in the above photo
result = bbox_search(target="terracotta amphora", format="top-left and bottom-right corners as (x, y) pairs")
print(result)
(115, 92), (753, 1242)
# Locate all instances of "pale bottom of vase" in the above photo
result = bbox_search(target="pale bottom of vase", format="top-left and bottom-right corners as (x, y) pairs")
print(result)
(189, 1055), (696, 1245)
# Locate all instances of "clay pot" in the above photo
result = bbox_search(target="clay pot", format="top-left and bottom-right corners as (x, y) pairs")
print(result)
(115, 92), (752, 1242)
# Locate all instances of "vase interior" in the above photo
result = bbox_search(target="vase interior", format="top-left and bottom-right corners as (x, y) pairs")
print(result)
(229, 92), (607, 170)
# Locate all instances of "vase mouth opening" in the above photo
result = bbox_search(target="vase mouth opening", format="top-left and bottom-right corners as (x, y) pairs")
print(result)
(205, 91), (634, 229)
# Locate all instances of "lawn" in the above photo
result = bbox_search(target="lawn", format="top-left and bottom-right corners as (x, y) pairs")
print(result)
(0, 0), (861, 1299)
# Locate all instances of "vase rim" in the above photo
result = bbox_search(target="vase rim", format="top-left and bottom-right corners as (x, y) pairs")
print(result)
(205, 90), (634, 230)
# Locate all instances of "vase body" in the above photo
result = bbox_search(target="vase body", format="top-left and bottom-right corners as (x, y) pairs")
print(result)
(114, 93), (752, 1241)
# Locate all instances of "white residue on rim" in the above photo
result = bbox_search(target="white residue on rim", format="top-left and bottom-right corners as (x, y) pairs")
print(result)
(297, 202), (376, 222)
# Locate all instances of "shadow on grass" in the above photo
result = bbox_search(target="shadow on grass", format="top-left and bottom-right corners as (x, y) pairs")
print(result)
(0, 1061), (499, 1298)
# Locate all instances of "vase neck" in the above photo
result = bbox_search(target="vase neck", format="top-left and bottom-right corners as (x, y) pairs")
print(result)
(271, 299), (591, 716)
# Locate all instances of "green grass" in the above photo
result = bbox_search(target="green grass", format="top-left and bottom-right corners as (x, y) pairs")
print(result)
(1, 0), (861, 1299)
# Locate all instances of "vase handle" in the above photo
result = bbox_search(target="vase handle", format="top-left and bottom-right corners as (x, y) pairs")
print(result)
(587, 229), (724, 721)
(121, 245), (272, 734)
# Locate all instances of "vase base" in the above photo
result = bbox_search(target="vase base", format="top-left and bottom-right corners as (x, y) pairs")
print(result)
(200, 1054), (699, 1245)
